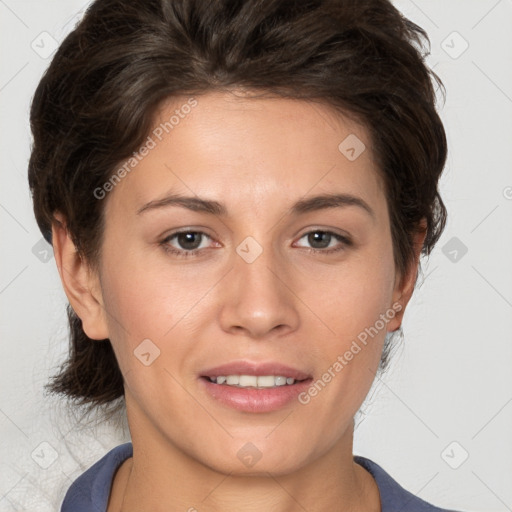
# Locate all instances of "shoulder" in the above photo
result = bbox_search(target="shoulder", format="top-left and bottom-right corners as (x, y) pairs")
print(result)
(60, 442), (133, 512)
(354, 455), (464, 512)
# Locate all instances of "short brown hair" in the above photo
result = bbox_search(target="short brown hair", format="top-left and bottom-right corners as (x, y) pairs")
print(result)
(28, 0), (447, 417)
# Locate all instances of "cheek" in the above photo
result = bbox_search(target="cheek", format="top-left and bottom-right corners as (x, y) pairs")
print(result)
(297, 255), (396, 410)
(100, 241), (204, 330)
(298, 237), (396, 401)
(97, 251), (189, 369)
(308, 241), (396, 342)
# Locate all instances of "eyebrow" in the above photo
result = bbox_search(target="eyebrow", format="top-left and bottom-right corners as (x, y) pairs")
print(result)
(137, 192), (375, 219)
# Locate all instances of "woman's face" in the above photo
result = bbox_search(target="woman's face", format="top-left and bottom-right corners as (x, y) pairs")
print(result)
(84, 90), (413, 475)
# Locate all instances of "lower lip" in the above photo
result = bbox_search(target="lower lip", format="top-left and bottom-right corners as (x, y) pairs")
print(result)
(200, 377), (312, 413)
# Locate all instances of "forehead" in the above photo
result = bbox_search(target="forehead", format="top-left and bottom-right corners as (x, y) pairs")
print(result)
(104, 90), (386, 219)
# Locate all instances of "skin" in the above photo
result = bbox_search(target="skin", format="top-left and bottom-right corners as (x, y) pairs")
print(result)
(52, 89), (425, 512)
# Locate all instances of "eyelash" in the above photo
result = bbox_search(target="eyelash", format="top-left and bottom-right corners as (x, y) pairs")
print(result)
(159, 229), (352, 258)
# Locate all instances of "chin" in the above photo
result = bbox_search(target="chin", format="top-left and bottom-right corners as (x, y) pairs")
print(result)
(195, 439), (313, 477)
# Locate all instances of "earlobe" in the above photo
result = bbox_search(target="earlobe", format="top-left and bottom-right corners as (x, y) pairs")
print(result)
(387, 221), (428, 332)
(52, 213), (109, 340)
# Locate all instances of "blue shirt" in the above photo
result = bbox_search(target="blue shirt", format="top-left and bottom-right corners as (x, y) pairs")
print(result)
(61, 442), (463, 511)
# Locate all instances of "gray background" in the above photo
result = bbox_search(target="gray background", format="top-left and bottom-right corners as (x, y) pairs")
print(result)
(1, 0), (511, 510)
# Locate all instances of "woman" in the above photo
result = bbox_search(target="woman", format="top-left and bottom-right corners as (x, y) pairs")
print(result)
(28, 0), (463, 510)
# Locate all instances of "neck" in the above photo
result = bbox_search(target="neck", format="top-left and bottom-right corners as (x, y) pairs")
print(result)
(109, 393), (381, 512)
(111, 428), (380, 512)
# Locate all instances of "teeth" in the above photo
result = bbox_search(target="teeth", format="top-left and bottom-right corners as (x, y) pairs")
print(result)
(208, 375), (297, 388)
(256, 376), (275, 387)
(226, 375), (239, 385)
(239, 375), (257, 387)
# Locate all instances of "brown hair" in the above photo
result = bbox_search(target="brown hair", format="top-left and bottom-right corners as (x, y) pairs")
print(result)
(28, 0), (447, 417)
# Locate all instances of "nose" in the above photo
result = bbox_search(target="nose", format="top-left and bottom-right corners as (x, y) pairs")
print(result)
(218, 241), (300, 339)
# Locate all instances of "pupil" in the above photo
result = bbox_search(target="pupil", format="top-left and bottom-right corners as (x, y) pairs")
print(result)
(309, 231), (330, 249)
(178, 232), (201, 250)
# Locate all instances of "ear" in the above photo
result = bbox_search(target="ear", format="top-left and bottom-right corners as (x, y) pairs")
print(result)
(52, 212), (109, 340)
(387, 220), (428, 332)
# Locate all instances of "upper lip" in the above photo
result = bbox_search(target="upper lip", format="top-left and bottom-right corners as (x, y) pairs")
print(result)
(200, 361), (311, 380)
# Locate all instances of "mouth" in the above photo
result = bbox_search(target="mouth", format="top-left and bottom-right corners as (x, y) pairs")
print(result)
(199, 361), (313, 413)
(202, 375), (308, 388)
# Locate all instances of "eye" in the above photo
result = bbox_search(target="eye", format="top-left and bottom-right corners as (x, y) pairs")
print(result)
(294, 230), (351, 254)
(159, 228), (352, 259)
(160, 230), (214, 258)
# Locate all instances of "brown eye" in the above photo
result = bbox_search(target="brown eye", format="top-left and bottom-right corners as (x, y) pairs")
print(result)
(295, 230), (352, 254)
(174, 232), (203, 250)
(160, 230), (213, 258)
(307, 231), (333, 249)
